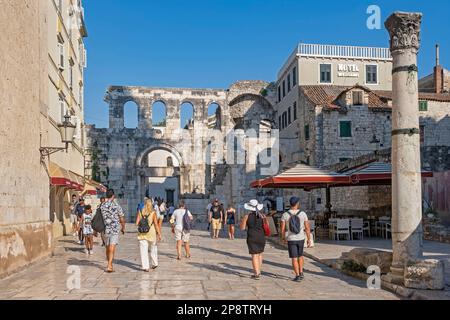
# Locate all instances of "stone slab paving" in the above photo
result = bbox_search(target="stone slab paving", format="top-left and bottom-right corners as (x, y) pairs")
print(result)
(0, 224), (399, 300)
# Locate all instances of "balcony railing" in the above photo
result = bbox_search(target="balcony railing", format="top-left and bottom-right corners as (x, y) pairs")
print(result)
(278, 43), (392, 78)
(298, 43), (392, 60)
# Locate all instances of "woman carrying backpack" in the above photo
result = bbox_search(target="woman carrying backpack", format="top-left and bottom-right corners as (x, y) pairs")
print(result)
(240, 199), (266, 280)
(136, 198), (162, 272)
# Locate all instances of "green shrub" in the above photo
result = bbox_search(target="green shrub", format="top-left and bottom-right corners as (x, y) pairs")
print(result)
(342, 260), (366, 273)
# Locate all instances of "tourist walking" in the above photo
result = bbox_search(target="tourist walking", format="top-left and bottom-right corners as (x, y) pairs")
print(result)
(280, 196), (312, 282)
(70, 194), (79, 237)
(170, 200), (193, 260)
(74, 198), (86, 245)
(225, 205), (236, 240)
(205, 200), (213, 231)
(95, 197), (106, 246)
(136, 198), (161, 271)
(168, 202), (175, 222)
(159, 200), (167, 222)
(101, 189), (125, 273)
(240, 199), (266, 280)
(81, 205), (94, 255)
(208, 199), (223, 239)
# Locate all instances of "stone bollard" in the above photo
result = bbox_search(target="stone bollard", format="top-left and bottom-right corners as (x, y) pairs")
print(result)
(404, 259), (445, 290)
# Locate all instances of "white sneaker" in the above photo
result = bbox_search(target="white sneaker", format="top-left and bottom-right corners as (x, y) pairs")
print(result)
(85, 249), (89, 254)
(89, 249), (94, 255)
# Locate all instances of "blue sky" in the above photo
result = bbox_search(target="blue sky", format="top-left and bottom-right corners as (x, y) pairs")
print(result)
(83, 0), (450, 128)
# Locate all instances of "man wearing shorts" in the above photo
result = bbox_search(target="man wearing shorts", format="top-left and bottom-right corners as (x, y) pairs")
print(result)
(101, 189), (125, 273)
(208, 199), (223, 239)
(170, 201), (193, 260)
(280, 197), (311, 282)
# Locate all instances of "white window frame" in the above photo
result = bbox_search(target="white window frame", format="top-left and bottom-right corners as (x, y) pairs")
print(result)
(319, 63), (332, 84)
(365, 64), (379, 85)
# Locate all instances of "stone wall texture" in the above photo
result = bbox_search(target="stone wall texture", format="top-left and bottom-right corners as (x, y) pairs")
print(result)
(85, 81), (278, 221)
(0, 0), (52, 278)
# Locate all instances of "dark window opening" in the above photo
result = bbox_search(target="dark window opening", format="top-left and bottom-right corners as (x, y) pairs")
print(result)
(320, 64), (332, 83)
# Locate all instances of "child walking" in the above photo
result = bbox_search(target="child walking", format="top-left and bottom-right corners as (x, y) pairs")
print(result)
(82, 205), (94, 255)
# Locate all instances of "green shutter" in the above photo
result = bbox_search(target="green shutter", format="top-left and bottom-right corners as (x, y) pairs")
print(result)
(305, 125), (310, 141)
(340, 121), (352, 137)
(419, 101), (428, 112)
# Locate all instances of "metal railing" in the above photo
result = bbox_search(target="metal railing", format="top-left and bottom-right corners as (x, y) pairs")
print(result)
(278, 43), (392, 78)
(298, 43), (392, 60)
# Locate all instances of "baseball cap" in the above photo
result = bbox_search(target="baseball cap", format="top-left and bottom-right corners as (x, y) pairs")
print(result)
(290, 196), (300, 206)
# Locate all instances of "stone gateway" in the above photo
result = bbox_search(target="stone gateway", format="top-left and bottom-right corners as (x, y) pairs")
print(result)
(85, 81), (279, 221)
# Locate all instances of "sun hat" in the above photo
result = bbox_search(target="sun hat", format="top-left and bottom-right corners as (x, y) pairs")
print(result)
(244, 199), (264, 212)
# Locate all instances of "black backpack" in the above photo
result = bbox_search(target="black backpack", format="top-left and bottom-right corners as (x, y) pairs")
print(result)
(182, 209), (192, 232)
(138, 213), (152, 234)
(288, 210), (302, 234)
(92, 204), (106, 233)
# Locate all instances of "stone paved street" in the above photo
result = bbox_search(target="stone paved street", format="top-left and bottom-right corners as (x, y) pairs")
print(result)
(0, 223), (400, 300)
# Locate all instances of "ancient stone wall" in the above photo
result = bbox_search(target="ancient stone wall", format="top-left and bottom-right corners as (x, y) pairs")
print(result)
(0, 0), (52, 278)
(85, 81), (277, 221)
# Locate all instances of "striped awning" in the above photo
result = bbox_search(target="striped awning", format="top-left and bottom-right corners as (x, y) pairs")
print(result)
(346, 162), (433, 185)
(250, 162), (434, 189)
(82, 179), (107, 195)
(250, 164), (349, 189)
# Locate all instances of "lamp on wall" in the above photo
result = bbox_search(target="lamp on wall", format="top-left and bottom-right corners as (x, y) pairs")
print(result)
(40, 112), (76, 159)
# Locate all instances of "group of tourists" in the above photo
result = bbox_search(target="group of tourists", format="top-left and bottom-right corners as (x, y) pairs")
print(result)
(72, 188), (312, 282)
(206, 198), (236, 240)
(70, 195), (106, 255)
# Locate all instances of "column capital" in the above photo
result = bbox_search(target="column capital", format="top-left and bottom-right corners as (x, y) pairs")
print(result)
(385, 12), (422, 53)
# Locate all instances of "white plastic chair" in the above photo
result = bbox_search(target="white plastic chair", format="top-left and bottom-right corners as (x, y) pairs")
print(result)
(363, 220), (371, 237)
(350, 219), (364, 240)
(376, 216), (390, 237)
(332, 219), (350, 241)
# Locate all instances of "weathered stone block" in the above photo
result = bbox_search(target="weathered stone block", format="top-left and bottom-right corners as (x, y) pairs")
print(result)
(344, 248), (393, 274)
(404, 259), (445, 290)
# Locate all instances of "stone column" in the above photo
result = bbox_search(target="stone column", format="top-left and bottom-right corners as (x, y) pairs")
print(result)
(385, 12), (423, 282)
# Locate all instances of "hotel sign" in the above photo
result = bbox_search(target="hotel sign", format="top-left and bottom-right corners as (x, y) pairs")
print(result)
(337, 64), (359, 78)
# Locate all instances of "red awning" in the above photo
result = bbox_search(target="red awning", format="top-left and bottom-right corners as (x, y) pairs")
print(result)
(345, 162), (433, 186)
(250, 162), (434, 189)
(49, 162), (85, 190)
(250, 164), (349, 189)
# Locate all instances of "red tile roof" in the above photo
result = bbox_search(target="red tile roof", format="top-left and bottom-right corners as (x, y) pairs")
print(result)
(374, 90), (450, 102)
(300, 85), (390, 110)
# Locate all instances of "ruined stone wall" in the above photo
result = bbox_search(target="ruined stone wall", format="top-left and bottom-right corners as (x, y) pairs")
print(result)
(0, 0), (52, 278)
(85, 82), (277, 221)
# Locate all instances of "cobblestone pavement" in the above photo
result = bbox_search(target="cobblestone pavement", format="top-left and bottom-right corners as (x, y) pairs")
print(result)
(0, 223), (400, 300)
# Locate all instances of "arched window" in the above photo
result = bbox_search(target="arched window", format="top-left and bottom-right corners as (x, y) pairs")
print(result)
(180, 102), (194, 129)
(207, 103), (221, 130)
(152, 101), (167, 127)
(167, 156), (174, 167)
(124, 101), (139, 128)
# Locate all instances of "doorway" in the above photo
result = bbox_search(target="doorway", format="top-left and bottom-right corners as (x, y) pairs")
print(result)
(166, 189), (175, 205)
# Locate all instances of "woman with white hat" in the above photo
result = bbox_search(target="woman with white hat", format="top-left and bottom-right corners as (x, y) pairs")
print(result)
(240, 199), (266, 280)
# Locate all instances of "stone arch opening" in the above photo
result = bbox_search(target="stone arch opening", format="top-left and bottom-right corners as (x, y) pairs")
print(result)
(207, 102), (222, 130)
(136, 144), (184, 210)
(124, 100), (139, 129)
(180, 102), (194, 129)
(152, 101), (167, 127)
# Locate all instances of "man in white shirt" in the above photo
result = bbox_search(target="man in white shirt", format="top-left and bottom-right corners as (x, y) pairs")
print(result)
(281, 196), (311, 282)
(170, 200), (193, 260)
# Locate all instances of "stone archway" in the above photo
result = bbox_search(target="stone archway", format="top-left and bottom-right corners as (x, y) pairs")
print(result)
(135, 143), (186, 210)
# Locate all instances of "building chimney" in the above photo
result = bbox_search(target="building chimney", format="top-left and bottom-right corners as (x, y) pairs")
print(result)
(434, 44), (443, 94)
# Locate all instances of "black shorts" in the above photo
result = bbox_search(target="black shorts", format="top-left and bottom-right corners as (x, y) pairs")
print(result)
(288, 240), (305, 258)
